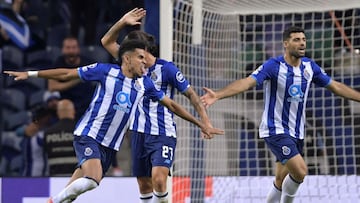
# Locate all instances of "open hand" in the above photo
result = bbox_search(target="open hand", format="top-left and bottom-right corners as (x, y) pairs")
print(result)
(200, 87), (218, 108)
(122, 8), (146, 26)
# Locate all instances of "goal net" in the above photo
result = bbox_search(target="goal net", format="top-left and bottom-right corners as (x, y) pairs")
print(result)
(169, 0), (360, 202)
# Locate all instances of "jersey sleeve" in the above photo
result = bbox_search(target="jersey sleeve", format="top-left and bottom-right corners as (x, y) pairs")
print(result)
(143, 76), (165, 101)
(250, 60), (274, 86)
(77, 63), (107, 81)
(311, 61), (332, 87)
(164, 62), (190, 93)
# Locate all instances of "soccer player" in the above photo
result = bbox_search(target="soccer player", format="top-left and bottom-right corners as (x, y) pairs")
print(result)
(101, 8), (214, 203)
(201, 26), (360, 203)
(4, 39), (223, 203)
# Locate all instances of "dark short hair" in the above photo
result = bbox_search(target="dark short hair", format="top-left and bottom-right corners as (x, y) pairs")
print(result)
(125, 31), (158, 56)
(118, 39), (147, 59)
(283, 26), (305, 41)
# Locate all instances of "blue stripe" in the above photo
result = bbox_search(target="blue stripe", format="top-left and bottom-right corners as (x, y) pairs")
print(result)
(82, 84), (105, 137)
(132, 106), (140, 131)
(143, 97), (151, 134)
(157, 100), (166, 135)
(295, 65), (307, 138)
(268, 68), (278, 135)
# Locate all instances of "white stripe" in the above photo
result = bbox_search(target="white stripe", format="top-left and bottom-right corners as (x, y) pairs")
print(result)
(288, 67), (302, 137)
(259, 80), (270, 137)
(300, 62), (314, 139)
(164, 84), (176, 137)
(134, 98), (146, 132)
(274, 62), (287, 135)
(97, 68), (119, 146)
(150, 66), (163, 135)
(74, 84), (101, 135)
(149, 100), (159, 135)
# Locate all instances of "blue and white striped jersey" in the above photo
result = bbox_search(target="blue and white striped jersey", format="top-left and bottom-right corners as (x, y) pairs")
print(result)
(130, 58), (190, 138)
(73, 63), (164, 151)
(251, 56), (331, 139)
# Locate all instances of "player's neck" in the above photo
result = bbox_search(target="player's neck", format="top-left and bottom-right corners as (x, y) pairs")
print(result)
(284, 54), (301, 67)
(121, 65), (135, 78)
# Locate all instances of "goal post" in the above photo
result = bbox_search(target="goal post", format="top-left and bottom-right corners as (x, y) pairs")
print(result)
(161, 0), (360, 202)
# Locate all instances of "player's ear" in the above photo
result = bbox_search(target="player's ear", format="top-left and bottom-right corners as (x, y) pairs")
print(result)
(283, 40), (288, 49)
(123, 54), (130, 64)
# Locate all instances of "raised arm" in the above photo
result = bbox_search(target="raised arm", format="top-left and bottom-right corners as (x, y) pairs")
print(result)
(101, 8), (146, 59)
(159, 96), (224, 137)
(201, 76), (257, 108)
(4, 68), (79, 81)
(327, 80), (360, 102)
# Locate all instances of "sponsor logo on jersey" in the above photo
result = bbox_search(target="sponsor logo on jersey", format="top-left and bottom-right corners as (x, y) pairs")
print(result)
(113, 91), (132, 113)
(81, 63), (98, 72)
(287, 84), (304, 102)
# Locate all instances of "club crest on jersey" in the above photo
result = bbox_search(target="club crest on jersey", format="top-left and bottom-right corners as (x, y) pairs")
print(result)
(176, 71), (185, 83)
(133, 80), (142, 91)
(84, 147), (93, 156)
(303, 69), (311, 80)
(287, 84), (304, 102)
(282, 146), (291, 156)
(81, 63), (98, 72)
(113, 91), (132, 113)
(150, 72), (158, 81)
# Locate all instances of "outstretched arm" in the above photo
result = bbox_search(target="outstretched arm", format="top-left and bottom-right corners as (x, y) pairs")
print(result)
(183, 86), (214, 138)
(101, 8), (146, 59)
(327, 80), (360, 102)
(159, 96), (224, 137)
(201, 76), (257, 108)
(4, 68), (79, 81)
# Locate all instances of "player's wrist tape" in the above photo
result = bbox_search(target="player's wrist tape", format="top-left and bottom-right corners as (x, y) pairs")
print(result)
(27, 71), (38, 77)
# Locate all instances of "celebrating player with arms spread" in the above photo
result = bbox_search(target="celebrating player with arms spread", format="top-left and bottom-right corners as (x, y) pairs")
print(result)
(5, 39), (223, 203)
(201, 26), (360, 203)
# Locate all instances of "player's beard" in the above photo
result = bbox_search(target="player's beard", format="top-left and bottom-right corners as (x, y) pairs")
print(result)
(290, 49), (304, 59)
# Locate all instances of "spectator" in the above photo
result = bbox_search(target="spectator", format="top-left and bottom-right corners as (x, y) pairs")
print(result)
(48, 36), (96, 120)
(44, 99), (77, 176)
(69, 0), (99, 45)
(17, 105), (53, 176)
(43, 90), (61, 125)
(0, 0), (45, 51)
